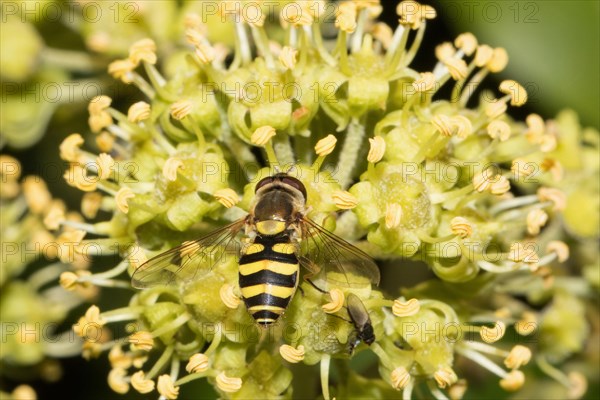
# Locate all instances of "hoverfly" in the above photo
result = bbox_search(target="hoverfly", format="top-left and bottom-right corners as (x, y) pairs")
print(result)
(132, 172), (380, 326)
(346, 293), (375, 353)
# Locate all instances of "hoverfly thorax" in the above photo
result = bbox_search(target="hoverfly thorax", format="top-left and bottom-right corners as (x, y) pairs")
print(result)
(251, 173), (307, 236)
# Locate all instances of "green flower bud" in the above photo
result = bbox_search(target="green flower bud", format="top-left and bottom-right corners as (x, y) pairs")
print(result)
(540, 291), (589, 363)
(348, 76), (389, 116)
(0, 18), (43, 81)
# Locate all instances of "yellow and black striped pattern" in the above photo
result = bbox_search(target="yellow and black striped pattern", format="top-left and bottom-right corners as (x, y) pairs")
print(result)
(239, 233), (298, 325)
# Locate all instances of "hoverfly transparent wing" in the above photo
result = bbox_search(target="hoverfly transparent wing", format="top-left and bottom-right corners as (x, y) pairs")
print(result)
(131, 219), (246, 288)
(297, 218), (380, 289)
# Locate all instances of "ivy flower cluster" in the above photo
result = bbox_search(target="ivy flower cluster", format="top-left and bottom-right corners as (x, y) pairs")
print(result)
(8, 0), (592, 399)
(0, 155), (103, 399)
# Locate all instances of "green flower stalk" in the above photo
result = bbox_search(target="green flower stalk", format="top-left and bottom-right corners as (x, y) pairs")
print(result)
(37, 1), (596, 398)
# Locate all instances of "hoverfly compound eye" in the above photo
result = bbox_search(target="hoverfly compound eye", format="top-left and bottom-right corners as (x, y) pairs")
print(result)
(281, 176), (307, 200)
(255, 176), (273, 193)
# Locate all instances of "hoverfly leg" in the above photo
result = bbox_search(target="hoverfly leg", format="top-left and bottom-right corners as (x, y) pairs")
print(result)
(306, 278), (327, 294)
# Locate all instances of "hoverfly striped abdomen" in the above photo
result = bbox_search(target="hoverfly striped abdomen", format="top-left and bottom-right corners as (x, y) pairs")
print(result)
(238, 233), (299, 325)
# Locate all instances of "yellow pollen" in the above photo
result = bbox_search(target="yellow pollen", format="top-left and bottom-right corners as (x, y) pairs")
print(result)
(128, 38), (157, 65)
(480, 321), (506, 343)
(434, 366), (458, 389)
(332, 190), (358, 209)
(450, 217), (472, 238)
(484, 99), (508, 119)
(214, 188), (240, 208)
(392, 298), (420, 317)
(195, 42), (216, 64)
(59, 270), (91, 291)
(220, 284), (241, 309)
(322, 288), (345, 313)
(508, 242), (539, 264)
(540, 134), (557, 152)
(279, 46), (298, 70)
(108, 345), (132, 369)
(11, 385), (37, 400)
(391, 366), (410, 390)
(397, 1), (436, 29)
(448, 379), (468, 400)
(185, 28), (205, 46)
(23, 176), (52, 214)
(367, 136), (386, 163)
(499, 370), (525, 392)
(279, 344), (306, 363)
(129, 330), (154, 351)
(281, 3), (314, 27)
(108, 368), (129, 394)
(81, 192), (102, 220)
(73, 305), (105, 338)
(435, 42), (455, 61)
(490, 175), (510, 195)
(128, 244), (148, 270)
(472, 170), (494, 192)
(305, 0), (327, 18)
(115, 187), (135, 214)
(474, 44), (494, 67)
(567, 372), (588, 400)
(537, 187), (566, 211)
(525, 113), (545, 141)
(546, 240), (569, 263)
(96, 153), (115, 180)
(487, 120), (511, 141)
(540, 158), (564, 181)
(454, 32), (478, 56)
(487, 47), (509, 72)
(186, 353), (210, 374)
(314, 134), (337, 157)
(511, 158), (536, 179)
(453, 115), (473, 138)
(504, 345), (532, 370)
(157, 375), (179, 399)
(130, 371), (155, 394)
(43, 202), (65, 230)
(372, 22), (393, 49)
(108, 58), (136, 83)
(443, 57), (468, 80)
(96, 131), (115, 153)
(526, 209), (548, 236)
(251, 125), (277, 146)
(499, 80), (528, 106)
(162, 157), (185, 181)
(432, 114), (455, 137)
(88, 95), (112, 115)
(412, 72), (436, 92)
(88, 111), (113, 133)
(385, 203), (403, 229)
(514, 311), (537, 336)
(59, 133), (84, 162)
(170, 100), (193, 120)
(335, 10), (357, 33)
(216, 371), (242, 393)
(127, 101), (151, 123)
